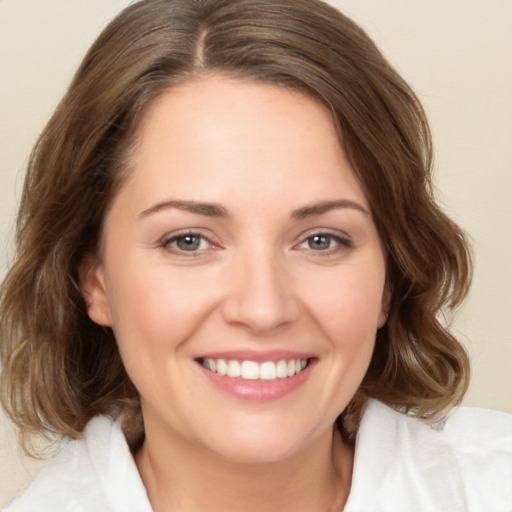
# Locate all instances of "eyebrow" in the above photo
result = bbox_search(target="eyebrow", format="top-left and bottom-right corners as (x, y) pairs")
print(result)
(139, 198), (369, 220)
(139, 200), (229, 219)
(291, 199), (370, 219)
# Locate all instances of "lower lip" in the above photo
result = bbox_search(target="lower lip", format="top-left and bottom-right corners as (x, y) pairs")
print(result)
(198, 360), (316, 401)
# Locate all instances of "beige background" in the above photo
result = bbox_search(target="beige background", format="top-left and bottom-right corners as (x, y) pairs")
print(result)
(1, 0), (511, 506)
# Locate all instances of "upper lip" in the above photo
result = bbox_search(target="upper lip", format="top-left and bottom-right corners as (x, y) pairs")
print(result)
(195, 350), (315, 363)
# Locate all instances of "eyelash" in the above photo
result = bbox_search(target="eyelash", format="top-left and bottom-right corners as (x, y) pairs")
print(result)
(159, 230), (352, 256)
(160, 231), (215, 255)
(296, 232), (353, 254)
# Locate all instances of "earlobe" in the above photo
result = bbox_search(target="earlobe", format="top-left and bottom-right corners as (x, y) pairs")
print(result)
(78, 258), (112, 327)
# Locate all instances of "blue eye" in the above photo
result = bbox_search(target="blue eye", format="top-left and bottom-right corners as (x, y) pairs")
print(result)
(299, 233), (351, 252)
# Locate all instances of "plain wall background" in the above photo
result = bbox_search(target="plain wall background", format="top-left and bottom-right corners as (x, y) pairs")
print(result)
(1, 0), (511, 506)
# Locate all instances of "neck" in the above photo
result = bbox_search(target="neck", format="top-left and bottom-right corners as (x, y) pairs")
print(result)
(135, 418), (354, 512)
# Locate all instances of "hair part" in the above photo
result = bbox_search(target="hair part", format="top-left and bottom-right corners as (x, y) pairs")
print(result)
(1, 0), (471, 453)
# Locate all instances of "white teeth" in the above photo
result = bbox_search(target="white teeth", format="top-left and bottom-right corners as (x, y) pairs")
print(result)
(241, 361), (259, 380)
(276, 360), (288, 378)
(227, 360), (241, 378)
(217, 359), (228, 376)
(260, 361), (277, 380)
(201, 357), (309, 381)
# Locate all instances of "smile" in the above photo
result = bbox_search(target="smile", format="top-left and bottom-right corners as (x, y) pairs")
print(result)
(200, 358), (309, 381)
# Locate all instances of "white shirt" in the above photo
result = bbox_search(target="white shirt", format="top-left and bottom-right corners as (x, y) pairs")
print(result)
(4, 399), (511, 511)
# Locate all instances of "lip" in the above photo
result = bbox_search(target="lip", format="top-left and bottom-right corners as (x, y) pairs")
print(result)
(195, 351), (317, 401)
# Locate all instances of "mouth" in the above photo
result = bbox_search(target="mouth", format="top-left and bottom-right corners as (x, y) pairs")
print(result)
(197, 357), (311, 382)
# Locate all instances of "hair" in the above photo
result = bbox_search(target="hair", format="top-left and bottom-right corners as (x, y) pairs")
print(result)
(1, 0), (471, 452)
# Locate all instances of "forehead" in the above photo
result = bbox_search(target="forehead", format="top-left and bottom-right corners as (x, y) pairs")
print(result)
(136, 75), (337, 151)
(120, 75), (368, 214)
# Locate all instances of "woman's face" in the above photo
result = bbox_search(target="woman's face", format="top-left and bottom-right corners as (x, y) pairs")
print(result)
(83, 76), (388, 463)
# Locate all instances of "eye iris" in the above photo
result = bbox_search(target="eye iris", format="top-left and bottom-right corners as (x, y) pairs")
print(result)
(177, 235), (201, 251)
(309, 235), (331, 250)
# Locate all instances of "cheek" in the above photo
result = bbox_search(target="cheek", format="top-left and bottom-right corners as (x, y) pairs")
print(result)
(103, 266), (211, 396)
(305, 263), (386, 347)
(104, 262), (219, 352)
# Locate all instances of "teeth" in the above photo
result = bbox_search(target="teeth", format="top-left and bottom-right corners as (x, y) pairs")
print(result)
(217, 359), (228, 376)
(201, 358), (309, 381)
(276, 360), (288, 378)
(227, 360), (241, 378)
(287, 360), (295, 377)
(241, 361), (259, 380)
(260, 362), (276, 380)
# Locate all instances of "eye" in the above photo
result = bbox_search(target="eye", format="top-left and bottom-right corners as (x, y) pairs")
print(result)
(161, 232), (212, 253)
(297, 232), (352, 252)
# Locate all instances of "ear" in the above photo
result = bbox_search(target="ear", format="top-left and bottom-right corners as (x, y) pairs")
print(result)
(377, 284), (391, 329)
(78, 257), (112, 327)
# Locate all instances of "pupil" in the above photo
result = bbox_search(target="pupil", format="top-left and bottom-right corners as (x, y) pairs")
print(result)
(178, 235), (200, 251)
(310, 235), (330, 250)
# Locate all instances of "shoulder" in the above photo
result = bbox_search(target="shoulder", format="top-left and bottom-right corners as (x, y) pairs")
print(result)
(2, 416), (151, 512)
(441, 404), (512, 506)
(345, 399), (512, 512)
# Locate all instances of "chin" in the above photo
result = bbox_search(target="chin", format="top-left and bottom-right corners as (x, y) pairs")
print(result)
(212, 438), (304, 465)
(196, 415), (328, 465)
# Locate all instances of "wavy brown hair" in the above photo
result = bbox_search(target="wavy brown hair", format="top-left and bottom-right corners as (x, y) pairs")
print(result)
(1, 0), (471, 452)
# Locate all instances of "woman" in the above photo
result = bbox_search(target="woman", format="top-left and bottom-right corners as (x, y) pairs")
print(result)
(1, 0), (510, 510)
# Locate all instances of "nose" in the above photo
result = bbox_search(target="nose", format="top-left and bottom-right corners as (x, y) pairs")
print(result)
(220, 247), (300, 336)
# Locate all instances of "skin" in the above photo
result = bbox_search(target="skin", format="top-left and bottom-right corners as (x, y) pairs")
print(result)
(81, 76), (388, 512)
